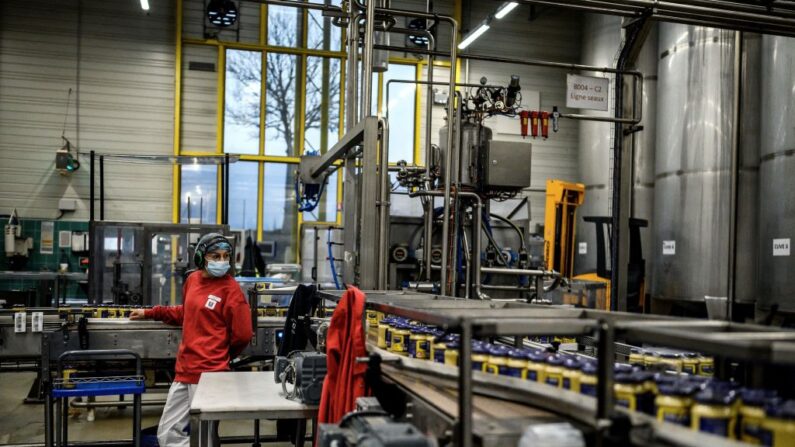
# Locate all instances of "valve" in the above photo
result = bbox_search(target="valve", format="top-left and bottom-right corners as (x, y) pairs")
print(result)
(551, 106), (561, 133)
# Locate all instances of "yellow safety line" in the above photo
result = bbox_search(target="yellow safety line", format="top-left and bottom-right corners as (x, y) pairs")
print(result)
(216, 45), (225, 224)
(172, 0), (184, 224)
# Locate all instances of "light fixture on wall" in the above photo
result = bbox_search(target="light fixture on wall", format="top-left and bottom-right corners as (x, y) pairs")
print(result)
(458, 2), (521, 50)
(207, 0), (238, 27)
(458, 22), (490, 50)
(140, 0), (150, 11)
(494, 2), (519, 19)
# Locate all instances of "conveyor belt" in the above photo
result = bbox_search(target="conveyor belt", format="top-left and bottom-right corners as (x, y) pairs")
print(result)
(1, 316), (286, 361)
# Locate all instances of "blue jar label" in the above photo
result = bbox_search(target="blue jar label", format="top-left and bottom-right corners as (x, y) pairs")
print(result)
(504, 367), (523, 378)
(526, 371), (538, 381)
(581, 384), (597, 397)
(434, 349), (445, 363)
(698, 416), (730, 437)
(662, 411), (690, 426)
(546, 376), (560, 387)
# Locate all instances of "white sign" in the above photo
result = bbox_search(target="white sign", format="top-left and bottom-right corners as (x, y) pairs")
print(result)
(578, 242), (587, 255)
(773, 238), (791, 257)
(59, 231), (72, 248)
(662, 240), (676, 256)
(40, 221), (54, 254)
(31, 312), (44, 333)
(566, 74), (609, 111)
(14, 312), (26, 333)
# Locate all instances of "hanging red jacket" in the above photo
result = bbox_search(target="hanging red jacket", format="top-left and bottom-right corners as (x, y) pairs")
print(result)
(318, 287), (369, 424)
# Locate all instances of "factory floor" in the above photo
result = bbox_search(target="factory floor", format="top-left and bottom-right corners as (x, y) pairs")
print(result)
(0, 373), (299, 446)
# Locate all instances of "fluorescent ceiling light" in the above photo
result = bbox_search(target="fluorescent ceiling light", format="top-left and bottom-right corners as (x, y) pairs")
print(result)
(458, 23), (490, 50)
(494, 2), (519, 19)
(140, 0), (150, 10)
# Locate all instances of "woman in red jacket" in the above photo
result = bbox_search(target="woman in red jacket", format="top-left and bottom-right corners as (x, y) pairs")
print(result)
(130, 233), (253, 447)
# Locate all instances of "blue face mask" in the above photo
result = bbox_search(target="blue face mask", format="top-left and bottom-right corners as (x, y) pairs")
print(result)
(206, 260), (230, 277)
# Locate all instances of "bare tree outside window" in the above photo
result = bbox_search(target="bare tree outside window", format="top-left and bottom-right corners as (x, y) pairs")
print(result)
(224, 6), (341, 156)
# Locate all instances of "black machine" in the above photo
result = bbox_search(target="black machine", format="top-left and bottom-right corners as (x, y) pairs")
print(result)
(318, 410), (433, 447)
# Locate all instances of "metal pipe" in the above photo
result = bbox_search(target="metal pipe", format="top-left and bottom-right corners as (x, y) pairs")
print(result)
(424, 31), (436, 282)
(440, 17), (458, 298)
(346, 5), (358, 130)
(377, 117), (390, 289)
(481, 266), (559, 277)
(70, 399), (166, 408)
(256, 0), (343, 13)
(99, 155), (104, 221)
(481, 284), (534, 291)
(458, 321), (473, 447)
(461, 228), (471, 299)
(90, 150), (95, 222)
(410, 190), (486, 299)
(523, 0), (795, 22)
(448, 92), (464, 296)
(361, 0), (376, 117)
(727, 31), (743, 321)
(373, 43), (644, 125)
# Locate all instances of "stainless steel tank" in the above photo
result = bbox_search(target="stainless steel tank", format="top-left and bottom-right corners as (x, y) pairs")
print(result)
(438, 120), (492, 188)
(651, 25), (754, 303)
(575, 14), (622, 275)
(757, 35), (795, 313)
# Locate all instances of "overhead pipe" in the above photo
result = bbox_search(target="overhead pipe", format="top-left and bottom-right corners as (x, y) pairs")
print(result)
(372, 43), (644, 125)
(518, 0), (795, 38)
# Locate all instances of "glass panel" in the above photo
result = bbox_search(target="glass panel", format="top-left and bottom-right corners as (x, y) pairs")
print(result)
(262, 163), (298, 263)
(228, 161), (259, 231)
(180, 164), (217, 224)
(302, 171), (338, 222)
(382, 64), (416, 163)
(267, 5), (300, 47)
(265, 53), (299, 156)
(224, 49), (261, 154)
(307, 5), (341, 52)
(304, 57), (341, 155)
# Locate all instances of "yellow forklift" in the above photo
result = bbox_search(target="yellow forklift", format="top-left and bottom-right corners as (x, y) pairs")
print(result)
(543, 179), (647, 312)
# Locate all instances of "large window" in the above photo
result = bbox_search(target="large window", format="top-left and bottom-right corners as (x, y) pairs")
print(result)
(228, 162), (258, 231)
(265, 53), (299, 156)
(180, 164), (217, 224)
(262, 163), (298, 263)
(304, 57), (341, 154)
(382, 64), (417, 163)
(178, 1), (421, 264)
(224, 50), (261, 154)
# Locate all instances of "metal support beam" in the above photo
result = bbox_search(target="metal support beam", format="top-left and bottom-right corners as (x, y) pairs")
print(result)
(310, 119), (368, 179)
(357, 117), (383, 289)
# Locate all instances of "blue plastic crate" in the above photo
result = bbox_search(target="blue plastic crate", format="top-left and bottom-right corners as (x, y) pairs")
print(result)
(52, 376), (145, 398)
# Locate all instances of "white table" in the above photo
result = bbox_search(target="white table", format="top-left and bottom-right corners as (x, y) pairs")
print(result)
(189, 371), (319, 447)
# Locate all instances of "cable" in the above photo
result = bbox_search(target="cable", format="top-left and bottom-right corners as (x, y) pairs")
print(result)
(327, 228), (342, 290)
(489, 213), (526, 251)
